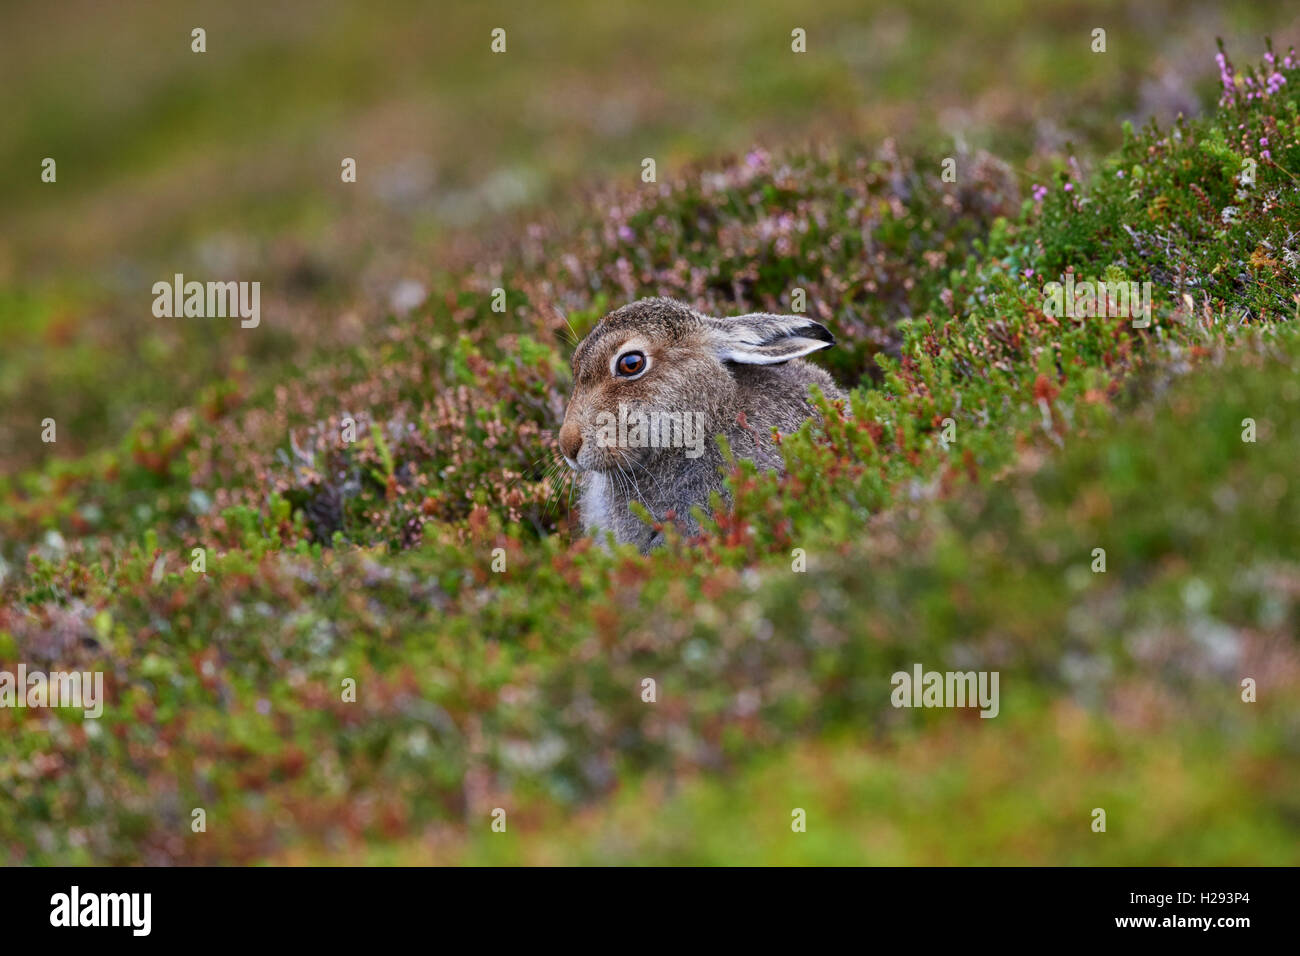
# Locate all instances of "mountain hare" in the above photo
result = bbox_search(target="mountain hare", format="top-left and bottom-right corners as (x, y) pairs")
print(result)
(558, 297), (843, 551)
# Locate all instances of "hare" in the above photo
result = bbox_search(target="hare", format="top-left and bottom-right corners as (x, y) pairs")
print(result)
(558, 297), (843, 551)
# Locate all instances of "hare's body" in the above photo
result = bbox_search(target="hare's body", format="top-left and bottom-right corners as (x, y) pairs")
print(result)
(560, 298), (842, 552)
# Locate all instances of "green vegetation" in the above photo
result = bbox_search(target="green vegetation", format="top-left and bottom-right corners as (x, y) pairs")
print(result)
(1, 14), (1298, 863)
(2, 0), (1293, 470)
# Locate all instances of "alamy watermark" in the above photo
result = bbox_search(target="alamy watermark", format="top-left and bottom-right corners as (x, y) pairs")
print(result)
(0, 666), (104, 718)
(50, 886), (151, 936)
(152, 273), (260, 328)
(593, 403), (705, 459)
(1043, 274), (1153, 328)
(891, 663), (1000, 718)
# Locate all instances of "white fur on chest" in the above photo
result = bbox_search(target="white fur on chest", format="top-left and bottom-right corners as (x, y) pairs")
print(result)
(580, 471), (614, 537)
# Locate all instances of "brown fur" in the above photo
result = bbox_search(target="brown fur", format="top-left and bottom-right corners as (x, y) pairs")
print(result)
(559, 297), (843, 551)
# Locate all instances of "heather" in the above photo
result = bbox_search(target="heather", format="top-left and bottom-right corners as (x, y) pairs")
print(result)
(2, 31), (1300, 863)
(5, 0), (1296, 471)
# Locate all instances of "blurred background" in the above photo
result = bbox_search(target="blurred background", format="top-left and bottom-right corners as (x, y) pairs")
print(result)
(3, 0), (1297, 474)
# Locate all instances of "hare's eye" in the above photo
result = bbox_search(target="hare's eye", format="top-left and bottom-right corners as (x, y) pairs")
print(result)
(616, 351), (647, 377)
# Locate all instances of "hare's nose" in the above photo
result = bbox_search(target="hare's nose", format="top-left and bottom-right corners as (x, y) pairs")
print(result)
(559, 421), (583, 463)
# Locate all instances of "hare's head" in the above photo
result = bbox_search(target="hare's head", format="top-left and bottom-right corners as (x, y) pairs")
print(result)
(558, 297), (835, 474)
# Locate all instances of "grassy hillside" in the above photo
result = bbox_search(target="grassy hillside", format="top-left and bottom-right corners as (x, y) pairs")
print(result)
(2, 42), (1299, 864)
(4, 0), (1298, 473)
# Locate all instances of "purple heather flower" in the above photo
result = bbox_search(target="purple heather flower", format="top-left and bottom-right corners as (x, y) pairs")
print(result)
(1032, 184), (1048, 202)
(1064, 183), (1074, 192)
(1216, 53), (1232, 86)
(1216, 51), (1237, 103)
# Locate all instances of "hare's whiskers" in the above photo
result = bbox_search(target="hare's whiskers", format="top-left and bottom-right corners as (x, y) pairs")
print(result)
(559, 310), (581, 346)
(543, 459), (570, 517)
(624, 453), (670, 503)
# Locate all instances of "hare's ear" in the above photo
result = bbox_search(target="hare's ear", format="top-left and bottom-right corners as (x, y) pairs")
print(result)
(708, 313), (835, 365)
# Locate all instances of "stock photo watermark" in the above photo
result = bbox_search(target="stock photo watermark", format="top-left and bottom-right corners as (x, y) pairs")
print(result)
(151, 274), (261, 328)
(49, 887), (151, 936)
(592, 403), (706, 459)
(891, 664), (1000, 718)
(0, 666), (104, 719)
(1043, 274), (1154, 328)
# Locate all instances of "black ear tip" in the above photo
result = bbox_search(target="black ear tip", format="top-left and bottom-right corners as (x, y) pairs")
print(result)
(798, 322), (835, 346)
